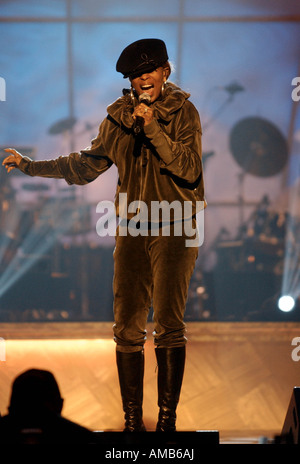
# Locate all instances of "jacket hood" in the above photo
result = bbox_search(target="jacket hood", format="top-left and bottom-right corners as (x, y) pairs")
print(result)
(107, 82), (190, 129)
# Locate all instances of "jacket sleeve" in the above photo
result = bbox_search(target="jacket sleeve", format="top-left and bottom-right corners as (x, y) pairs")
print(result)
(143, 100), (202, 184)
(18, 121), (113, 185)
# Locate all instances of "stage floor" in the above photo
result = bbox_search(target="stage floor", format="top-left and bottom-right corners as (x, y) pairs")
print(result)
(0, 321), (299, 444)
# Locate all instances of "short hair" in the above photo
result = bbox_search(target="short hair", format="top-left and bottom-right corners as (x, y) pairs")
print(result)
(9, 368), (63, 416)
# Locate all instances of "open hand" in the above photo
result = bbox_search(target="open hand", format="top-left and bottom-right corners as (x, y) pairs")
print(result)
(2, 148), (23, 173)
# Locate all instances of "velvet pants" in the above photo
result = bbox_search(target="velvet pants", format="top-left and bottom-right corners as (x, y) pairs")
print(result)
(112, 222), (198, 352)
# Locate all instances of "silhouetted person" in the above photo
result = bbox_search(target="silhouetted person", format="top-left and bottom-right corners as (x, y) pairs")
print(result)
(0, 368), (95, 444)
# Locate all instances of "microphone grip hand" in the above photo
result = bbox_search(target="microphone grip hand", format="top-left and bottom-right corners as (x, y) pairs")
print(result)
(132, 101), (154, 135)
(133, 116), (145, 135)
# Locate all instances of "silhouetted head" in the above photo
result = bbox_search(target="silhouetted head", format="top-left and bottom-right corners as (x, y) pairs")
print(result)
(9, 368), (63, 417)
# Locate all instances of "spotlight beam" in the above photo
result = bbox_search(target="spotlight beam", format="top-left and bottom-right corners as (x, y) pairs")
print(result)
(0, 200), (79, 302)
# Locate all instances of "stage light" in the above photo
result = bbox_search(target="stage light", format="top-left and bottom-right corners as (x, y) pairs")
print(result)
(277, 295), (295, 312)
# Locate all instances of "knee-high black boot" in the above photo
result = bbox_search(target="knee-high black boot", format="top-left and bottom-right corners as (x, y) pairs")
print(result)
(116, 350), (146, 432)
(155, 346), (186, 432)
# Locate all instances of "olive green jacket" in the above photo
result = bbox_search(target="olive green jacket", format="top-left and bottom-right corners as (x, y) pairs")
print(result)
(19, 82), (205, 218)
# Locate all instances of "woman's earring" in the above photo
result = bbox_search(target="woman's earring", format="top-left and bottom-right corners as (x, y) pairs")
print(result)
(161, 81), (167, 96)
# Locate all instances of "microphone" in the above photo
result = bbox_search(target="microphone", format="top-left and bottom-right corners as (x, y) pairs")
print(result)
(133, 93), (151, 135)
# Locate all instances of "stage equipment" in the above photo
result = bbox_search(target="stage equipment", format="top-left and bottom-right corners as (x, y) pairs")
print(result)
(203, 80), (244, 131)
(21, 183), (50, 192)
(48, 117), (77, 135)
(92, 430), (219, 446)
(202, 151), (215, 167)
(229, 117), (288, 237)
(278, 295), (296, 312)
(230, 116), (288, 178)
(223, 81), (244, 96)
(0, 243), (114, 322)
(279, 387), (300, 444)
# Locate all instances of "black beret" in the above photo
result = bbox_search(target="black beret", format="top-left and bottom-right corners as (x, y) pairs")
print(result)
(116, 38), (169, 79)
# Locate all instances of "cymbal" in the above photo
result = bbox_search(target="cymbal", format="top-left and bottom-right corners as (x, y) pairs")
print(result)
(202, 151), (214, 165)
(22, 183), (50, 191)
(230, 117), (288, 177)
(48, 117), (77, 135)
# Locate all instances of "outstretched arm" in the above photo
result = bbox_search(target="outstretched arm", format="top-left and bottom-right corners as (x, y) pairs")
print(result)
(2, 146), (112, 185)
(2, 147), (65, 180)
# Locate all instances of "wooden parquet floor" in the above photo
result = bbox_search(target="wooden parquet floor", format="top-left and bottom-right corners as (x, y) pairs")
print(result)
(0, 321), (299, 443)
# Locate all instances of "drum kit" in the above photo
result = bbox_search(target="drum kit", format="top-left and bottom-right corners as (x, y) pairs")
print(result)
(0, 117), (94, 270)
(216, 116), (291, 273)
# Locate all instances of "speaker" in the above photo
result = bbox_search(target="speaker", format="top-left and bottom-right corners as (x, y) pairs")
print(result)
(280, 387), (300, 444)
